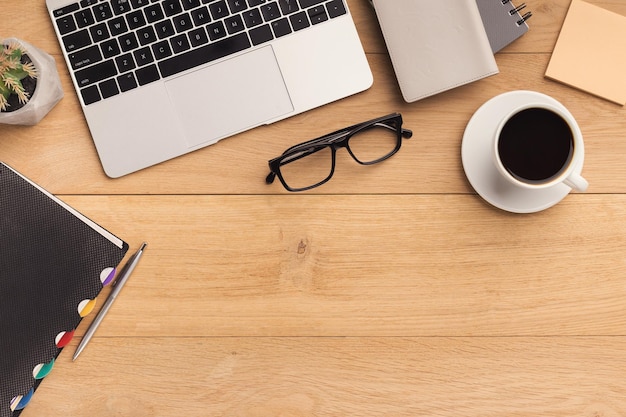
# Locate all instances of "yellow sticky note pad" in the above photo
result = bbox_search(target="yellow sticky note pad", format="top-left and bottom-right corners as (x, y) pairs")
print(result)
(545, 0), (626, 105)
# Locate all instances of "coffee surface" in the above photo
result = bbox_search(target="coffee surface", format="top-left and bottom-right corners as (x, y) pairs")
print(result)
(498, 108), (573, 182)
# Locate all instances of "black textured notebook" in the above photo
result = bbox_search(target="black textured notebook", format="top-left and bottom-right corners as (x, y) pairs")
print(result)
(0, 163), (128, 417)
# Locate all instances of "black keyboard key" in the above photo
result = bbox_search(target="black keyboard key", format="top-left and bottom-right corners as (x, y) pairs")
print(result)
(243, 8), (263, 27)
(227, 0), (247, 13)
(159, 32), (251, 78)
(56, 15), (77, 35)
(299, 0), (324, 8)
(75, 9), (95, 28)
(191, 6), (211, 26)
(93, 3), (114, 21)
(101, 39), (121, 58)
(163, 0), (183, 16)
(278, 0), (299, 14)
(207, 21), (227, 40)
(54, 3), (80, 18)
(308, 6), (327, 24)
(131, 0), (150, 7)
(62, 29), (92, 52)
(90, 23), (111, 42)
(81, 85), (101, 105)
(289, 11), (309, 31)
(152, 40), (173, 59)
(75, 59), (117, 87)
(173, 13), (193, 32)
(127, 10), (147, 29)
(225, 15), (245, 34)
(133, 47), (155, 66)
(271, 17), (291, 37)
(189, 27), (209, 46)
(209, 1), (229, 19)
(155, 19), (176, 39)
(119, 32), (140, 51)
(137, 25), (157, 45)
(117, 72), (138, 92)
(170, 34), (191, 53)
(135, 64), (161, 85)
(261, 2), (282, 21)
(326, 0), (345, 18)
(108, 16), (129, 36)
(111, 0), (132, 15)
(69, 45), (103, 70)
(145, 4), (165, 22)
(80, 0), (100, 7)
(182, 0), (200, 10)
(250, 24), (273, 45)
(99, 78), (120, 99)
(248, 0), (266, 5)
(115, 53), (136, 72)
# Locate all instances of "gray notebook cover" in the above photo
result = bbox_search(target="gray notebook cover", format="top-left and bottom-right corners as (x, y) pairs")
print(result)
(476, 0), (531, 53)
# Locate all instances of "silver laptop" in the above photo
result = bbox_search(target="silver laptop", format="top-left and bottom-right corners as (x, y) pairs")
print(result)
(46, 0), (373, 177)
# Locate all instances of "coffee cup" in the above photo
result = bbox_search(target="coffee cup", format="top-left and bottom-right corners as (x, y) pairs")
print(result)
(493, 102), (588, 192)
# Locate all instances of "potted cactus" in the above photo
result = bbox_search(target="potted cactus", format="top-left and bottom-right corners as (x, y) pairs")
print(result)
(0, 41), (37, 111)
(0, 38), (63, 125)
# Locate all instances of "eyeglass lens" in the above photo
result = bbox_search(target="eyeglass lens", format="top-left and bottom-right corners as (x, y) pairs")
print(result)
(279, 146), (334, 190)
(348, 121), (399, 164)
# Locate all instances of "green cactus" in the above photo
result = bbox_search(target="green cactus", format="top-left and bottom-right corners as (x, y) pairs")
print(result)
(0, 41), (38, 111)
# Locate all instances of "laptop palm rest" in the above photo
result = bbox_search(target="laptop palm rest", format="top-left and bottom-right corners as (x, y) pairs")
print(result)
(164, 46), (294, 149)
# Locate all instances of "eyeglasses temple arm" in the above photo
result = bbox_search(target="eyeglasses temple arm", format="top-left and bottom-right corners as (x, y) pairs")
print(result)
(375, 121), (413, 139)
(282, 129), (350, 154)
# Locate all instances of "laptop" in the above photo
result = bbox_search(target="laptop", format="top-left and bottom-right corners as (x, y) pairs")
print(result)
(45, 0), (373, 178)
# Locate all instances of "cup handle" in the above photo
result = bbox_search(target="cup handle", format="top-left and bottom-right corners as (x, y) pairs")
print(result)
(563, 172), (588, 192)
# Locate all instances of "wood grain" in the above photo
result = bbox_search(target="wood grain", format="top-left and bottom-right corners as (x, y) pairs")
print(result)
(60, 194), (626, 338)
(25, 337), (626, 417)
(1, 1), (626, 416)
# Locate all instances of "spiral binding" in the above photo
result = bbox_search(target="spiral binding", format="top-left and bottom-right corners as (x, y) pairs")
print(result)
(501, 0), (532, 25)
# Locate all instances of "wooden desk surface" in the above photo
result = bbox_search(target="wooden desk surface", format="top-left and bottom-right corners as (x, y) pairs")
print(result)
(3, 1), (626, 415)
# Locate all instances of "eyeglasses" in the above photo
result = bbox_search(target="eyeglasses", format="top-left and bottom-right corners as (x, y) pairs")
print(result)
(266, 113), (413, 192)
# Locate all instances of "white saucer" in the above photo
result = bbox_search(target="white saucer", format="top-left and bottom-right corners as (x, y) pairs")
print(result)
(461, 91), (584, 213)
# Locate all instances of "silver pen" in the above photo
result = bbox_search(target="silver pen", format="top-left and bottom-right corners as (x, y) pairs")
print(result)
(73, 242), (147, 361)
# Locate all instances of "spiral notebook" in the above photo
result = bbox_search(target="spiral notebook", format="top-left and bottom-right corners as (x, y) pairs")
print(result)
(476, 0), (532, 53)
(0, 162), (128, 417)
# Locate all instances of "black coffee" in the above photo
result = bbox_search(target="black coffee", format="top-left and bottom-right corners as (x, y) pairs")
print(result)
(497, 108), (574, 183)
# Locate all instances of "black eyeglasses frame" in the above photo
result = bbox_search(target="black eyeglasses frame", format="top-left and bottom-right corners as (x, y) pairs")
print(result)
(266, 113), (413, 192)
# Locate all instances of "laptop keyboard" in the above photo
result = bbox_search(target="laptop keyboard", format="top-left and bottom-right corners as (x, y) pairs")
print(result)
(52, 0), (347, 105)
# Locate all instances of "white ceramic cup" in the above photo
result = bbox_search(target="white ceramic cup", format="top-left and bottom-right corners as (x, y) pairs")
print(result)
(493, 102), (588, 192)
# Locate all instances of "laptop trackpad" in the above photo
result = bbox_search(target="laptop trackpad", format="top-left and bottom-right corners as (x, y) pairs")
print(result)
(164, 46), (294, 148)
